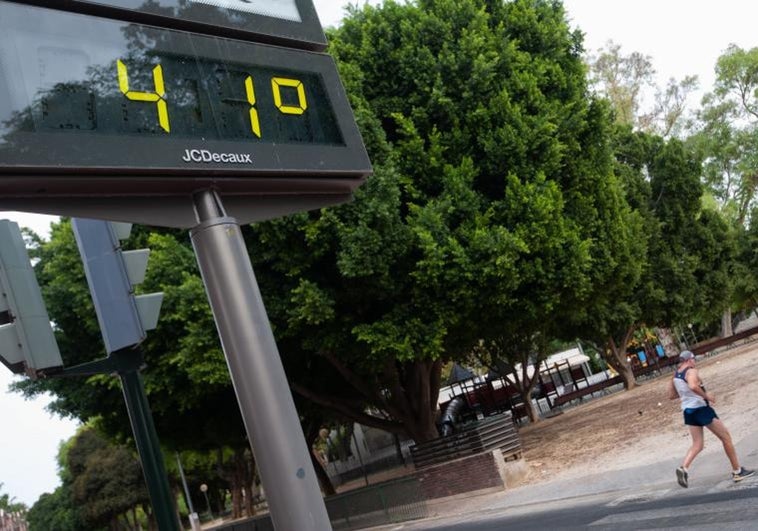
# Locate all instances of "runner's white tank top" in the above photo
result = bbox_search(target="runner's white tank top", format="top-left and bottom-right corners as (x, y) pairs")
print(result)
(673, 368), (707, 410)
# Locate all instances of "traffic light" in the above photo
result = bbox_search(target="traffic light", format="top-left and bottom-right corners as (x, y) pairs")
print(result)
(72, 219), (163, 353)
(0, 220), (62, 376)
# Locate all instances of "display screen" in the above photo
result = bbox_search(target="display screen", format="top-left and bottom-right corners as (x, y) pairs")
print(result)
(59, 0), (326, 50)
(0, 4), (341, 145)
(0, 2), (370, 179)
(187, 0), (301, 21)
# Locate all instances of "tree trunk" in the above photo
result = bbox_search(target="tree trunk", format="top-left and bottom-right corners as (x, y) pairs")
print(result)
(243, 485), (254, 517)
(242, 484), (254, 516)
(216, 448), (246, 519)
(338, 423), (353, 461)
(247, 480), (259, 515)
(310, 448), (336, 496)
(617, 361), (636, 389)
(504, 350), (542, 424)
(722, 307), (733, 337)
(384, 358), (444, 443)
(230, 483), (243, 520)
(606, 328), (637, 390)
(521, 392), (540, 423)
(212, 488), (226, 517)
(242, 449), (256, 517)
(393, 433), (405, 465)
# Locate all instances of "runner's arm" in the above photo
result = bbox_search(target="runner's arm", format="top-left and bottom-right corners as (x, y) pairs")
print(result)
(686, 369), (715, 403)
(667, 378), (678, 400)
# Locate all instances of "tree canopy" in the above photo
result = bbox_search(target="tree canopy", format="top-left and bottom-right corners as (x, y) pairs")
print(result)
(0, 482), (25, 513)
(235, 0), (648, 433)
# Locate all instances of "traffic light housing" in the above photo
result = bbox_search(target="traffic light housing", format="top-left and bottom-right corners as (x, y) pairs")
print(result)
(0, 220), (62, 376)
(72, 219), (163, 353)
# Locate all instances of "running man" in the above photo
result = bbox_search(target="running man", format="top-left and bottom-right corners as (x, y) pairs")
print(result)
(667, 350), (754, 488)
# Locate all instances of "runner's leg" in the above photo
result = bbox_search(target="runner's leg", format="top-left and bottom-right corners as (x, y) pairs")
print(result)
(706, 418), (740, 470)
(683, 425), (704, 469)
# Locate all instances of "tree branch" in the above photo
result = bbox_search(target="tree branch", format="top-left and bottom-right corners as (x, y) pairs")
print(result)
(291, 382), (405, 435)
(321, 351), (392, 412)
(413, 360), (434, 422)
(429, 359), (443, 410)
(382, 359), (413, 420)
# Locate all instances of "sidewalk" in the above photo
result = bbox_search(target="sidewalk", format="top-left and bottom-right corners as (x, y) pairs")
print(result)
(368, 427), (758, 530)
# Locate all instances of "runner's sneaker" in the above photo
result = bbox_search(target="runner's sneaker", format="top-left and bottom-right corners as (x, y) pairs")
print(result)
(676, 466), (688, 488)
(732, 467), (755, 482)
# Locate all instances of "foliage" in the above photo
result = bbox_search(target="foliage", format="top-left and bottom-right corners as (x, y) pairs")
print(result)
(14, 219), (250, 452)
(611, 127), (735, 329)
(733, 208), (758, 310)
(0, 482), (26, 513)
(694, 44), (758, 226)
(235, 0), (647, 434)
(588, 41), (656, 129)
(26, 486), (87, 531)
(588, 40), (698, 137)
(14, 220), (263, 519)
(67, 428), (150, 529)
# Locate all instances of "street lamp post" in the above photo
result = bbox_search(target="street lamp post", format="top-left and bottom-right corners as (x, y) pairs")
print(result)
(200, 484), (212, 519)
(688, 323), (698, 345)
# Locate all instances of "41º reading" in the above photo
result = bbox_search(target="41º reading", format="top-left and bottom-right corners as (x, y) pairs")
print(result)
(117, 59), (308, 137)
(23, 51), (343, 146)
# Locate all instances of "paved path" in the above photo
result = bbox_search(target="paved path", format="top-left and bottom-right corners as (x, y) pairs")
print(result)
(368, 428), (758, 530)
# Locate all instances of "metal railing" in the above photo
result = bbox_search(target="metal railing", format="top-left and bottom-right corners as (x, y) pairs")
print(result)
(207, 476), (427, 531)
(326, 475), (427, 529)
(410, 412), (521, 469)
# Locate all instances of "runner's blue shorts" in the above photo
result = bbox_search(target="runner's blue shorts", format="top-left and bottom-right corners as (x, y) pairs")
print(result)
(683, 405), (718, 426)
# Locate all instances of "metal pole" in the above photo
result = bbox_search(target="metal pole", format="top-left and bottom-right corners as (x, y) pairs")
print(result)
(200, 486), (212, 518)
(352, 430), (369, 487)
(119, 367), (180, 531)
(176, 453), (195, 514)
(176, 453), (201, 531)
(189, 190), (331, 531)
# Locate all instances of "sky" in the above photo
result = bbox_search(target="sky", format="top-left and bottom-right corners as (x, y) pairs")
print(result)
(3, 0), (758, 508)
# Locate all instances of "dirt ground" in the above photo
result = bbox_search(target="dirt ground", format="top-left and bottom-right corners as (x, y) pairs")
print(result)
(518, 341), (758, 485)
(334, 341), (758, 494)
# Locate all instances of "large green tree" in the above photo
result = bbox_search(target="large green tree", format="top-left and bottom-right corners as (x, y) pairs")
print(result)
(688, 44), (758, 333)
(26, 486), (85, 531)
(604, 128), (735, 372)
(733, 207), (758, 311)
(243, 0), (638, 433)
(66, 428), (151, 530)
(695, 44), (758, 227)
(589, 40), (698, 138)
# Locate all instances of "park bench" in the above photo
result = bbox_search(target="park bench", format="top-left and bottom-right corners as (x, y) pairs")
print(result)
(551, 375), (623, 407)
(691, 325), (758, 356)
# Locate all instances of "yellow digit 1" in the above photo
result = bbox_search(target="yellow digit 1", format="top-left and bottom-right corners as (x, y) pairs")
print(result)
(117, 59), (170, 133)
(271, 77), (307, 115)
(244, 76), (261, 138)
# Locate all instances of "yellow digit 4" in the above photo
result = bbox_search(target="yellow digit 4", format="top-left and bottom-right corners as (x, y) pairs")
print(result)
(244, 76), (262, 138)
(117, 59), (170, 133)
(271, 77), (307, 115)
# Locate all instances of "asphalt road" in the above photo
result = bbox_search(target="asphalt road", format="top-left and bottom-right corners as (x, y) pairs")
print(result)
(394, 477), (758, 530)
